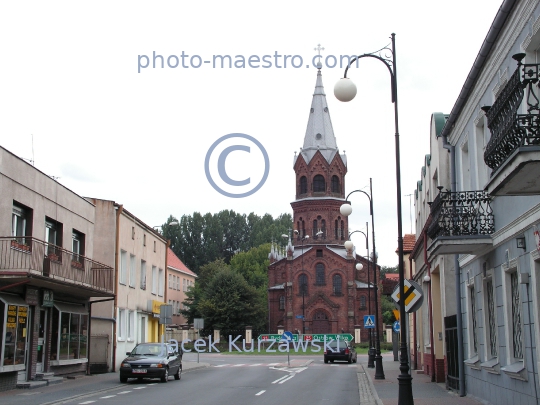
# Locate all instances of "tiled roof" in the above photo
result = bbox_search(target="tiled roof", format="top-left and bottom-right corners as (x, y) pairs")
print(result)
(395, 234), (416, 253)
(167, 248), (197, 277)
(385, 273), (399, 280)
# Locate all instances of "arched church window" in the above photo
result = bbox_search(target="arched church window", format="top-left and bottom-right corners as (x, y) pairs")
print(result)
(279, 296), (285, 310)
(360, 295), (367, 309)
(313, 175), (325, 192)
(316, 263), (325, 285)
(299, 274), (308, 295)
(331, 175), (340, 193)
(333, 274), (342, 295)
(300, 176), (307, 194)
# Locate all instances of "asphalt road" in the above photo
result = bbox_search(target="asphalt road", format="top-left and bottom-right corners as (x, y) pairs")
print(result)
(29, 353), (361, 405)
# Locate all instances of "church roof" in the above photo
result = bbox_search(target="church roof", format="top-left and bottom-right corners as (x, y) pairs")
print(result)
(296, 68), (341, 165)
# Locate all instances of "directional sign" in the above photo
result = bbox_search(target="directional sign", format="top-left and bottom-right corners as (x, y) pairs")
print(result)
(258, 334), (299, 342)
(282, 331), (294, 341)
(305, 333), (353, 342)
(393, 321), (400, 334)
(364, 315), (375, 329)
(295, 315), (304, 319)
(391, 279), (424, 313)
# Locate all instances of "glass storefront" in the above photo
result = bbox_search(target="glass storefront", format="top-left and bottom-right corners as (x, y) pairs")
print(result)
(51, 303), (88, 362)
(0, 294), (29, 369)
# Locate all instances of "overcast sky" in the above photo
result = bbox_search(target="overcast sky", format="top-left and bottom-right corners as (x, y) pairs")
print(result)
(0, 1), (503, 267)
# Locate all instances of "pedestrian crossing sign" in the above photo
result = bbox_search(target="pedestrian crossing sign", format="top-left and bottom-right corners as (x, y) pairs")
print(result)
(364, 315), (375, 329)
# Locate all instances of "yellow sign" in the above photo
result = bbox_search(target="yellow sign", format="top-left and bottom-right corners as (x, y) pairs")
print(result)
(393, 309), (400, 320)
(151, 300), (165, 314)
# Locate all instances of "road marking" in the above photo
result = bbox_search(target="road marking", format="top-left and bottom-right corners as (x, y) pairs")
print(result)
(267, 363), (280, 366)
(118, 391), (131, 394)
(232, 364), (245, 367)
(250, 363), (262, 366)
(147, 383), (158, 386)
(133, 386), (146, 389)
(100, 395), (116, 399)
(214, 364), (228, 367)
(272, 375), (289, 384)
(79, 401), (96, 404)
(279, 375), (294, 384)
(255, 390), (266, 396)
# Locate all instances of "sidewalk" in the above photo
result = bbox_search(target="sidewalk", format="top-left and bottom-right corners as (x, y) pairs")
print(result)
(359, 354), (490, 405)
(0, 360), (209, 405)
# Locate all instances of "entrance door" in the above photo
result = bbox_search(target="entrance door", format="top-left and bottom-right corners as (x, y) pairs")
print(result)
(444, 315), (459, 391)
(312, 311), (331, 334)
(36, 310), (47, 373)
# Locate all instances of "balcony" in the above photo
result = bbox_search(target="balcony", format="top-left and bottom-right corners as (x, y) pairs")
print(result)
(427, 189), (494, 255)
(0, 237), (114, 297)
(484, 54), (540, 196)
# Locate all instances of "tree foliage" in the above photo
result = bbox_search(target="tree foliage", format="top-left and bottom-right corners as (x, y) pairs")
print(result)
(381, 294), (397, 325)
(380, 265), (398, 280)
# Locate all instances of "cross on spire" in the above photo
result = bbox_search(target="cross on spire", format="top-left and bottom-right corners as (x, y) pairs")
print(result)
(314, 44), (325, 56)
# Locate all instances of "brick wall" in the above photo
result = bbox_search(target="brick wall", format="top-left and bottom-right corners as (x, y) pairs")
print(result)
(435, 358), (445, 383)
(0, 372), (17, 392)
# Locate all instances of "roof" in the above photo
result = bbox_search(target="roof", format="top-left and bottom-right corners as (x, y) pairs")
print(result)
(395, 234), (416, 253)
(167, 248), (197, 278)
(385, 273), (399, 280)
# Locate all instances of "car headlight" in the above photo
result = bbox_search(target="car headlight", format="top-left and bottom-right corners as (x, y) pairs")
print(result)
(121, 362), (131, 368)
(150, 363), (164, 368)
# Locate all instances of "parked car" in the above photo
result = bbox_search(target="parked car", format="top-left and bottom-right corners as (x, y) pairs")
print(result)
(324, 340), (357, 364)
(120, 343), (182, 383)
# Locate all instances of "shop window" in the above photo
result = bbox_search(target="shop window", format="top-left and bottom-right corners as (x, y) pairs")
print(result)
(0, 300), (28, 367)
(51, 305), (88, 361)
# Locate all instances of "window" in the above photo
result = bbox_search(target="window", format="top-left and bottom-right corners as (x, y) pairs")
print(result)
(169, 274), (172, 289)
(459, 139), (470, 190)
(158, 268), (164, 296)
(128, 310), (135, 341)
(299, 274), (308, 295)
(279, 296), (285, 310)
(501, 259), (524, 366)
(51, 307), (88, 360)
(143, 234), (146, 246)
(469, 284), (478, 355)
(140, 260), (147, 290)
(120, 250), (127, 285)
(151, 266), (157, 295)
(510, 272), (523, 359)
(300, 176), (307, 194)
(118, 308), (126, 340)
(331, 175), (340, 193)
(316, 263), (325, 285)
(360, 295), (367, 309)
(45, 218), (63, 258)
(333, 274), (342, 295)
(12, 202), (32, 243)
(486, 279), (497, 357)
(72, 230), (85, 263)
(0, 301), (28, 366)
(316, 249), (323, 258)
(176, 276), (180, 290)
(313, 175), (325, 192)
(154, 241), (156, 253)
(131, 226), (135, 240)
(129, 254), (136, 288)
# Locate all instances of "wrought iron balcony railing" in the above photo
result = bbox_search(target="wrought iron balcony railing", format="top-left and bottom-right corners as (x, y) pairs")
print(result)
(0, 236), (114, 293)
(484, 53), (540, 171)
(427, 188), (494, 240)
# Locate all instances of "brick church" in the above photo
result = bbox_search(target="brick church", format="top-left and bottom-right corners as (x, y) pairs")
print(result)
(267, 67), (381, 342)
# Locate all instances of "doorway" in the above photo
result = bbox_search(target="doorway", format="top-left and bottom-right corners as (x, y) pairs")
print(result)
(312, 310), (331, 334)
(36, 310), (47, 373)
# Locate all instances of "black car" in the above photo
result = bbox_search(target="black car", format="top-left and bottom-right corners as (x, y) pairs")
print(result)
(324, 340), (357, 364)
(120, 343), (182, 383)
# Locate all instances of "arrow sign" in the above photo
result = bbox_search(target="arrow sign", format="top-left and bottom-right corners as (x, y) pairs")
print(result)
(364, 315), (375, 329)
(393, 321), (400, 333)
(281, 331), (294, 342)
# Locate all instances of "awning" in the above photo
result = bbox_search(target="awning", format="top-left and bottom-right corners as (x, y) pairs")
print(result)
(54, 302), (88, 314)
(0, 293), (28, 306)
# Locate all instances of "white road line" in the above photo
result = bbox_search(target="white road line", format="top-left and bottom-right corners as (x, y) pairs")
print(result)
(118, 391), (131, 394)
(214, 364), (228, 367)
(133, 386), (146, 389)
(279, 375), (294, 384)
(79, 401), (96, 404)
(255, 390), (266, 396)
(100, 395), (116, 399)
(147, 383), (158, 386)
(272, 375), (289, 384)
(232, 364), (245, 367)
(250, 363), (262, 366)
(267, 363), (280, 366)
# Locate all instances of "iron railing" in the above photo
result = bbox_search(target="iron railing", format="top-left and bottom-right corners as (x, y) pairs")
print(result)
(484, 54), (540, 171)
(0, 237), (114, 293)
(427, 189), (494, 239)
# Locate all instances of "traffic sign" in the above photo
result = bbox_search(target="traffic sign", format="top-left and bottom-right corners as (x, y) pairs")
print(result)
(296, 315), (304, 319)
(282, 331), (294, 341)
(393, 321), (400, 333)
(258, 334), (298, 342)
(392, 309), (400, 321)
(364, 315), (375, 329)
(391, 279), (424, 313)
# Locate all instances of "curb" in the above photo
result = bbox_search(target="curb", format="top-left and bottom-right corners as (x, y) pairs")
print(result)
(358, 363), (383, 405)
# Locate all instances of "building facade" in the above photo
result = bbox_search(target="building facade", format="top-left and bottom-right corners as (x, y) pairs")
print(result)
(412, 1), (540, 403)
(166, 247), (196, 326)
(89, 199), (167, 372)
(0, 146), (114, 390)
(267, 68), (381, 342)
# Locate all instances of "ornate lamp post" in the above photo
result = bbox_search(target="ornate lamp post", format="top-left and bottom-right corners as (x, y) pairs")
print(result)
(339, 179), (383, 379)
(349, 226), (375, 369)
(334, 33), (413, 404)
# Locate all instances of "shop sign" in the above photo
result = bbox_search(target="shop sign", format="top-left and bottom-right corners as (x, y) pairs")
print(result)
(25, 287), (39, 306)
(42, 289), (54, 307)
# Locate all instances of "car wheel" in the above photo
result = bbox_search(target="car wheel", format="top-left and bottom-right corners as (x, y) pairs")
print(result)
(324, 358), (328, 364)
(330, 360), (334, 363)
(120, 376), (127, 383)
(161, 367), (169, 383)
(353, 357), (357, 363)
(174, 367), (181, 380)
(348, 357), (352, 364)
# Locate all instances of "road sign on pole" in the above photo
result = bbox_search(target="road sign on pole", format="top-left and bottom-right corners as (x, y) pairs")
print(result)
(391, 279), (424, 313)
(393, 321), (400, 334)
(364, 315), (375, 329)
(281, 331), (294, 342)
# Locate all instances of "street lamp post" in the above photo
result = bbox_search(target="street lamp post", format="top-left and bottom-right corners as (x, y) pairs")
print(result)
(349, 225), (374, 369)
(340, 179), (383, 380)
(293, 230), (309, 334)
(334, 33), (413, 404)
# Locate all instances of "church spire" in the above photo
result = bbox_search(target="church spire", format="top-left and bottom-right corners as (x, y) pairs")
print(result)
(298, 66), (339, 165)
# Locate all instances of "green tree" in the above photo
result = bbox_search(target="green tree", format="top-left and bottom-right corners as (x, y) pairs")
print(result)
(381, 294), (397, 325)
(229, 243), (271, 289)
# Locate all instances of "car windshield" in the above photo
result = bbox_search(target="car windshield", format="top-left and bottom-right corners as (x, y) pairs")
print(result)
(131, 344), (168, 356)
(328, 341), (350, 349)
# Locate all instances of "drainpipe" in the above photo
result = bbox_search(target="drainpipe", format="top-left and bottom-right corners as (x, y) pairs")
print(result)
(443, 136), (465, 396)
(112, 204), (123, 372)
(410, 253), (417, 370)
(424, 232), (435, 382)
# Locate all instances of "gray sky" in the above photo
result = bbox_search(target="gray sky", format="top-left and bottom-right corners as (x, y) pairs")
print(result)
(0, 1), (502, 267)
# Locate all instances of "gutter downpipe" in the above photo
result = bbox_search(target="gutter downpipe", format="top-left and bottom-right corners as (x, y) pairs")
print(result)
(442, 136), (465, 396)
(410, 253), (417, 370)
(424, 232), (435, 382)
(112, 204), (123, 372)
